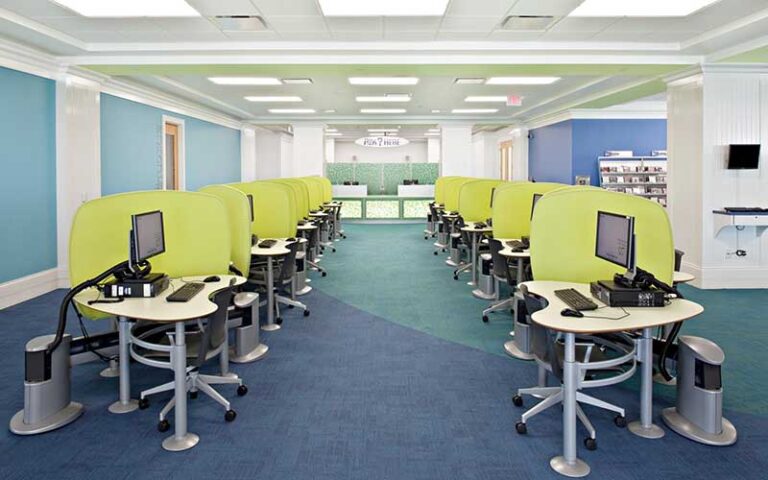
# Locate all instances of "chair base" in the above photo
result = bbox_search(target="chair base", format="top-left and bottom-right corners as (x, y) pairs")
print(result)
(550, 456), (590, 478)
(504, 340), (535, 360)
(229, 343), (269, 363)
(99, 361), (120, 378)
(661, 407), (737, 446)
(9, 402), (83, 435)
(162, 433), (199, 452)
(262, 324), (281, 332)
(472, 289), (496, 300)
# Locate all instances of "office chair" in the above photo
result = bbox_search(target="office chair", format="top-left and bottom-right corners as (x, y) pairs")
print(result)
(134, 285), (248, 430)
(512, 286), (635, 450)
(452, 216), (476, 280)
(425, 202), (439, 239)
(250, 241), (310, 322)
(482, 238), (520, 323)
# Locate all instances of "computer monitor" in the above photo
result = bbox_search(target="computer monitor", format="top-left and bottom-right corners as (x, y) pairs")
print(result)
(531, 193), (542, 220)
(595, 211), (635, 272)
(489, 187), (496, 208)
(246, 194), (254, 222)
(727, 144), (760, 169)
(131, 210), (165, 265)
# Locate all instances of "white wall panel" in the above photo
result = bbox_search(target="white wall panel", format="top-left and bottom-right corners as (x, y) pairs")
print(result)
(333, 140), (427, 164)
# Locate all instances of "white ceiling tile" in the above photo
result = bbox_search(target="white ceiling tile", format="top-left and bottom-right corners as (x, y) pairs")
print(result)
(545, 17), (619, 34)
(486, 31), (543, 41)
(266, 16), (328, 32)
(331, 30), (385, 41)
(8, 0), (74, 17)
(383, 31), (438, 41)
(538, 31), (601, 41)
(279, 31), (334, 40)
(326, 17), (383, 32)
(600, 17), (710, 34)
(249, 0), (322, 16)
(439, 16), (501, 32)
(507, 0), (583, 16)
(435, 31), (492, 40)
(222, 31), (283, 40)
(444, 0), (518, 16)
(383, 17), (442, 33)
(149, 17), (223, 33)
(186, 0), (261, 16)
(116, 31), (174, 42)
(164, 31), (231, 41)
(34, 16), (163, 33)
(591, 31), (700, 43)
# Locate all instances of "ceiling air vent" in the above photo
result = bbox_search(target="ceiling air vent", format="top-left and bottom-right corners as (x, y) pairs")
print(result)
(212, 15), (268, 32)
(500, 15), (558, 32)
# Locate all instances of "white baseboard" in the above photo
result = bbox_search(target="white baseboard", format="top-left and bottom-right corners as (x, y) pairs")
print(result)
(0, 268), (62, 310)
(694, 263), (768, 289)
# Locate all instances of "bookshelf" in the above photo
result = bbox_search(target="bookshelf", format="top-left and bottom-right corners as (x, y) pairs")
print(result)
(598, 156), (668, 207)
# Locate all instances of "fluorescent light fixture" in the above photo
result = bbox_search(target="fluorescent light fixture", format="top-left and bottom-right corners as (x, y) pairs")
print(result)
(368, 128), (399, 133)
(324, 109), (337, 113)
(282, 78), (313, 85)
(465, 96), (509, 103)
(361, 109), (407, 114)
(245, 96), (303, 102)
(428, 128), (441, 133)
(452, 109), (498, 114)
(356, 95), (411, 103)
(268, 109), (316, 114)
(431, 109), (441, 114)
(325, 128), (339, 133)
(349, 77), (419, 86)
(569, 0), (719, 17)
(209, 77), (282, 85)
(52, 0), (199, 17)
(318, 0), (449, 16)
(455, 78), (486, 85)
(325, 132), (343, 136)
(485, 77), (560, 85)
(425, 132), (441, 136)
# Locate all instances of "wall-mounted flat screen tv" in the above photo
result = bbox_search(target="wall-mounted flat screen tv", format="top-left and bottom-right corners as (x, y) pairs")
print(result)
(727, 144), (760, 169)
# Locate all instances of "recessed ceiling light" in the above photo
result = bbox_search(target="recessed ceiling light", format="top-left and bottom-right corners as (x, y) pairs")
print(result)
(361, 109), (407, 114)
(349, 77), (419, 86)
(431, 109), (441, 114)
(485, 77), (560, 85)
(570, 0), (719, 17)
(209, 77), (282, 85)
(368, 128), (399, 133)
(454, 78), (486, 85)
(245, 96), (303, 102)
(268, 109), (316, 114)
(318, 0), (449, 16)
(452, 109), (499, 114)
(326, 128), (339, 133)
(52, 0), (199, 17)
(465, 96), (509, 103)
(356, 95), (411, 103)
(282, 78), (313, 85)
(324, 109), (337, 113)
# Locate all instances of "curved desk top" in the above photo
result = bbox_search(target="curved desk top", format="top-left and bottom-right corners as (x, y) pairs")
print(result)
(251, 238), (295, 256)
(673, 271), (695, 284)
(460, 225), (493, 234)
(496, 238), (531, 259)
(522, 280), (704, 334)
(74, 275), (245, 323)
(297, 223), (318, 231)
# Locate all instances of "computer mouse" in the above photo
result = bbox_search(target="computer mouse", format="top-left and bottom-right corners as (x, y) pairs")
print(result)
(561, 308), (584, 318)
(203, 275), (221, 283)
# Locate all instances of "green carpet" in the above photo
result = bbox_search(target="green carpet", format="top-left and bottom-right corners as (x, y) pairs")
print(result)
(314, 223), (768, 416)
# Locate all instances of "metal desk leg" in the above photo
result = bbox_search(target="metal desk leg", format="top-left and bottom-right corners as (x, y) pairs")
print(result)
(108, 316), (138, 414)
(162, 321), (199, 452)
(262, 256), (281, 332)
(629, 327), (665, 439)
(550, 332), (590, 477)
(100, 318), (120, 377)
(468, 232), (478, 286)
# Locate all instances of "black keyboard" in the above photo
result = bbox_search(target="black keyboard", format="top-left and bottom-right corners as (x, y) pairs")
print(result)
(166, 282), (205, 303)
(474, 222), (487, 228)
(258, 239), (277, 248)
(506, 240), (524, 249)
(724, 207), (765, 213)
(554, 288), (598, 311)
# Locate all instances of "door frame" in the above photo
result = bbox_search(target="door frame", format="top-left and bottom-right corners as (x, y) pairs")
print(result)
(162, 115), (186, 191)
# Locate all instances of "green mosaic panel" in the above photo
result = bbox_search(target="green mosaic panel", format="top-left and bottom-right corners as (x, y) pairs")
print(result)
(365, 200), (400, 218)
(326, 163), (439, 195)
(340, 200), (362, 219)
(403, 200), (431, 219)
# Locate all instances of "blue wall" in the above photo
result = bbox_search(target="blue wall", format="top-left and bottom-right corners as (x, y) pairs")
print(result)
(571, 119), (667, 186)
(528, 119), (667, 186)
(528, 120), (573, 183)
(0, 67), (57, 283)
(101, 94), (241, 195)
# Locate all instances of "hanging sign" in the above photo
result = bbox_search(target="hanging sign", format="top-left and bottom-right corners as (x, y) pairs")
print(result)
(355, 136), (410, 148)
(506, 95), (523, 107)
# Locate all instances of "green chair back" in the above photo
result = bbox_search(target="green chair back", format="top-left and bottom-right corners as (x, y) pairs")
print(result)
(69, 190), (231, 319)
(199, 185), (252, 276)
(530, 187), (674, 285)
(298, 177), (324, 210)
(458, 179), (506, 223)
(270, 179), (309, 222)
(317, 176), (333, 203)
(443, 177), (475, 212)
(434, 176), (457, 205)
(230, 181), (297, 238)
(492, 182), (566, 239)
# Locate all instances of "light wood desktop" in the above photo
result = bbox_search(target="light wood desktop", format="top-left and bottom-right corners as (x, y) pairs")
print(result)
(251, 238), (297, 331)
(496, 239), (532, 359)
(74, 275), (245, 451)
(521, 280), (703, 477)
(459, 224), (493, 286)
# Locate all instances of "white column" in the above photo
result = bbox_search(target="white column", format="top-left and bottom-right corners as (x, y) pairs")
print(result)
(56, 71), (103, 286)
(325, 137), (335, 163)
(509, 127), (529, 181)
(440, 124), (473, 176)
(280, 133), (293, 177)
(427, 137), (441, 163)
(291, 123), (325, 177)
(240, 126), (257, 182)
(253, 127), (282, 180)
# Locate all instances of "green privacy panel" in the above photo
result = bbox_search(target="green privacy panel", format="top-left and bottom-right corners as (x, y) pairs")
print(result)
(327, 163), (439, 195)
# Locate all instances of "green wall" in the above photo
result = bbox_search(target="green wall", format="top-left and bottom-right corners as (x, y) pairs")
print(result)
(327, 163), (438, 195)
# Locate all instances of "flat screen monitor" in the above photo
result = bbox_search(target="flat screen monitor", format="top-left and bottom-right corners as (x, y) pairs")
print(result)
(131, 210), (165, 264)
(727, 144), (760, 169)
(246, 194), (254, 222)
(531, 193), (542, 220)
(595, 211), (634, 270)
(489, 187), (496, 208)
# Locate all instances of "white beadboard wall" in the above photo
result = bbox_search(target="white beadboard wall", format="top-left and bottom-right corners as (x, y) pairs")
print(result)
(333, 140), (427, 164)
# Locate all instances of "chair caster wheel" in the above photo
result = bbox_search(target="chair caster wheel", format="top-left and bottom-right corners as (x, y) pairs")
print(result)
(158, 419), (170, 432)
(225, 410), (237, 422)
(139, 397), (149, 410)
(433, 251), (438, 256)
(276, 317), (283, 325)
(332, 249), (336, 253)
(614, 415), (627, 428)
(515, 422), (527, 434)
(322, 272), (327, 277)
(304, 310), (310, 317)
(512, 395), (523, 407)
(237, 385), (248, 396)
(442, 249), (446, 253)
(424, 236), (428, 240)
(482, 315), (489, 323)
(584, 437), (597, 451)
(453, 275), (458, 280)
(189, 391), (198, 400)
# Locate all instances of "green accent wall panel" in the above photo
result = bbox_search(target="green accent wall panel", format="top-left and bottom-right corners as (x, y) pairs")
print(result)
(403, 200), (430, 219)
(366, 200), (400, 219)
(342, 200), (363, 219)
(327, 163), (438, 195)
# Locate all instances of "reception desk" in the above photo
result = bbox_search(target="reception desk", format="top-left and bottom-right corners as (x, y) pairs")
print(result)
(334, 195), (431, 221)
(332, 184), (368, 198)
(397, 184), (435, 197)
